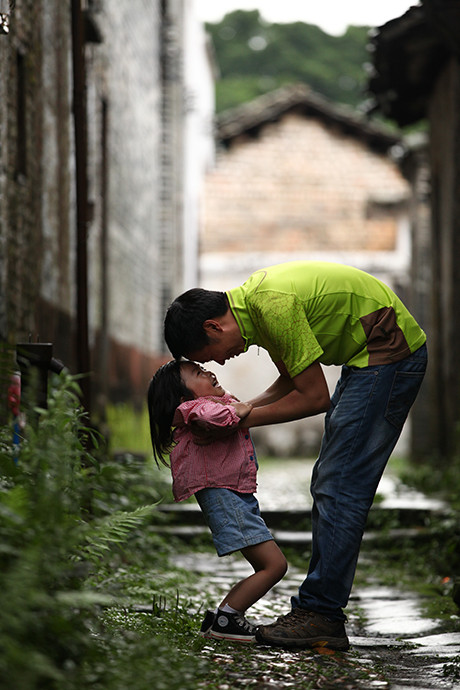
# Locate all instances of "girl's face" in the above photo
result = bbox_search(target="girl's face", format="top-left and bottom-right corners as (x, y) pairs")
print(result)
(180, 362), (225, 398)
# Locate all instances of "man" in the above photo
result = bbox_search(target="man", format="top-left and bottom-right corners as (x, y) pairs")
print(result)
(164, 261), (427, 650)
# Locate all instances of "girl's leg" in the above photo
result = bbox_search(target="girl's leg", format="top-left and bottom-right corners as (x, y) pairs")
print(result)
(219, 540), (287, 613)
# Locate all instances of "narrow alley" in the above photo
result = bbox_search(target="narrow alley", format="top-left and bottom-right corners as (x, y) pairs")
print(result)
(161, 459), (460, 689)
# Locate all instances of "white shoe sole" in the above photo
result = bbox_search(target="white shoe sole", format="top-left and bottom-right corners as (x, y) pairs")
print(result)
(209, 631), (256, 643)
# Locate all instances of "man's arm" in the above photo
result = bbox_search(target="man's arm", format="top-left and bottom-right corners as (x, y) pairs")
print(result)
(243, 360), (330, 428)
(246, 371), (296, 408)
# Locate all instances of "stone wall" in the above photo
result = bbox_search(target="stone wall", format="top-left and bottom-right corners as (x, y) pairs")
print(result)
(0, 0), (193, 409)
(427, 56), (460, 461)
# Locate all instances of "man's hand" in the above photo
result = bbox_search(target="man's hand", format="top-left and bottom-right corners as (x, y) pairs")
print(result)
(230, 401), (253, 419)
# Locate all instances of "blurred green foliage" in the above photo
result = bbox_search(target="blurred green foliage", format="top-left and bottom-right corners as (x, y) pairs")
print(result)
(206, 10), (371, 112)
(0, 373), (188, 689)
(105, 402), (152, 456)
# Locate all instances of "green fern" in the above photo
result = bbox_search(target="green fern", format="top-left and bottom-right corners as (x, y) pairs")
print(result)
(0, 370), (167, 689)
(78, 503), (159, 562)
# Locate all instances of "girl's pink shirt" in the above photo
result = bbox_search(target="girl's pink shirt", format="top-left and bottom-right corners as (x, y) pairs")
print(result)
(170, 392), (257, 502)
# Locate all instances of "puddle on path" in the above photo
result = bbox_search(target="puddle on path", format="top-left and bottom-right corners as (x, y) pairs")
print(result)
(171, 461), (457, 688)
(174, 550), (460, 689)
(406, 631), (460, 653)
(355, 586), (439, 636)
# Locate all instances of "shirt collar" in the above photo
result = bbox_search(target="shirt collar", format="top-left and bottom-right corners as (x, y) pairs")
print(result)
(226, 285), (256, 352)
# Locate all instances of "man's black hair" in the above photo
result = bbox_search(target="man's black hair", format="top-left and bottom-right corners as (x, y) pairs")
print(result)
(164, 288), (228, 359)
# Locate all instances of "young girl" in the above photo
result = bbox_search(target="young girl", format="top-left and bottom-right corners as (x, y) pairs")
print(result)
(147, 359), (287, 643)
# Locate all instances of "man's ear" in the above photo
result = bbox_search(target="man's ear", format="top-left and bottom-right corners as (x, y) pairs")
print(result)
(203, 319), (224, 334)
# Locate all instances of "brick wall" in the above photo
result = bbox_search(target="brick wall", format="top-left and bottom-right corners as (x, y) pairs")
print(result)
(202, 113), (409, 255)
(0, 0), (46, 343)
(0, 0), (189, 410)
(427, 56), (460, 460)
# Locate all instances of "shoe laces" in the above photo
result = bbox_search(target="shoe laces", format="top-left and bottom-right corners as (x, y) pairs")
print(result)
(273, 608), (313, 628)
(272, 609), (347, 629)
(235, 612), (256, 633)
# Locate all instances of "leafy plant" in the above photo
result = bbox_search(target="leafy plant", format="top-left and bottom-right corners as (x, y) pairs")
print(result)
(79, 504), (158, 563)
(443, 655), (460, 681)
(105, 401), (152, 455)
(0, 373), (162, 689)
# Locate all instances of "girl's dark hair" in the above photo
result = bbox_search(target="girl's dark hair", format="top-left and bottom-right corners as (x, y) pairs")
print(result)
(147, 360), (193, 468)
(164, 288), (228, 359)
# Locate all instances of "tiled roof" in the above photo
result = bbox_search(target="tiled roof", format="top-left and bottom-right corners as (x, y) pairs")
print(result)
(216, 83), (402, 153)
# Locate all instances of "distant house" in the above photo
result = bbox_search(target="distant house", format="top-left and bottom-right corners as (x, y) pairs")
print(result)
(199, 83), (412, 456)
(368, 0), (460, 463)
(201, 83), (411, 291)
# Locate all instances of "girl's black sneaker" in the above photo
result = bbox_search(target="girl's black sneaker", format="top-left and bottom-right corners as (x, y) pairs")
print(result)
(199, 609), (216, 638)
(209, 609), (257, 643)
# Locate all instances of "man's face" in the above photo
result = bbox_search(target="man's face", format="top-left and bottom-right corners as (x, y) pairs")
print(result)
(187, 323), (245, 366)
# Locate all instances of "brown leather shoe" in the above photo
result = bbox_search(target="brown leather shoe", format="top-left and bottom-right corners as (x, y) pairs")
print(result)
(256, 608), (349, 650)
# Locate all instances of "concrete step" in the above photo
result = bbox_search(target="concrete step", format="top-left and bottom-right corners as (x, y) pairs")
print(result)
(153, 522), (441, 549)
(155, 500), (451, 550)
(157, 500), (450, 531)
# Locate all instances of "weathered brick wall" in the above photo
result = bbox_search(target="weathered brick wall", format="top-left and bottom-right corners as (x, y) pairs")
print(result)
(202, 113), (409, 255)
(427, 56), (460, 461)
(90, 1), (164, 355)
(402, 141), (433, 462)
(0, 0), (46, 344)
(40, 0), (74, 325)
(0, 0), (188, 408)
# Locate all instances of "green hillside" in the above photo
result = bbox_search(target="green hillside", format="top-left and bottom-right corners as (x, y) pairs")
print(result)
(206, 10), (372, 113)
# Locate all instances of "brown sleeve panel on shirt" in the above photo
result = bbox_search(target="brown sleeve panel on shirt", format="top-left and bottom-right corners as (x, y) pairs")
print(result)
(360, 307), (411, 365)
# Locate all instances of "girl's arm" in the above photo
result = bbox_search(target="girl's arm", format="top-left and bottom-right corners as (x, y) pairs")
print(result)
(176, 397), (244, 430)
(177, 398), (252, 445)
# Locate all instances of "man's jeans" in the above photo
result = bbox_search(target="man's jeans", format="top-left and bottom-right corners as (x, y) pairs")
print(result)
(292, 344), (428, 620)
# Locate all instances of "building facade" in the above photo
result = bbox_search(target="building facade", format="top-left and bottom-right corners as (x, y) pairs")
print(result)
(368, 0), (460, 463)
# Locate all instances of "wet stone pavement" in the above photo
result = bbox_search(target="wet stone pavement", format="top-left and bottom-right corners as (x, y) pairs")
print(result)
(162, 460), (460, 689)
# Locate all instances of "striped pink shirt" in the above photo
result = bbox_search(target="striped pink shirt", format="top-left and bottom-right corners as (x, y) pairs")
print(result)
(170, 393), (258, 502)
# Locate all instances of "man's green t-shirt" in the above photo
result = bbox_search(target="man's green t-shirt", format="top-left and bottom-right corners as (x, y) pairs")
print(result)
(226, 261), (426, 378)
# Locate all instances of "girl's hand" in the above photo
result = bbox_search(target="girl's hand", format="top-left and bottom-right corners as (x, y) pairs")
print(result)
(230, 401), (253, 419)
(190, 401), (253, 445)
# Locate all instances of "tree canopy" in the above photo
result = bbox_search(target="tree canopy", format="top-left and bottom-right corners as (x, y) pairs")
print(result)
(205, 10), (372, 113)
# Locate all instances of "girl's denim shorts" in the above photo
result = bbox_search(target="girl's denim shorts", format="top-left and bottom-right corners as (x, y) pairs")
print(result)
(195, 487), (274, 557)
